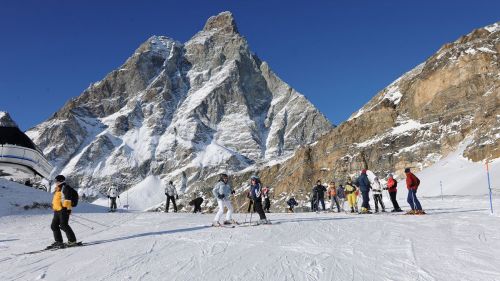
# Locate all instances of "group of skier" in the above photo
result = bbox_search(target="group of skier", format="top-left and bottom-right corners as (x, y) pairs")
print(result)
(309, 167), (424, 215)
(47, 167), (424, 248)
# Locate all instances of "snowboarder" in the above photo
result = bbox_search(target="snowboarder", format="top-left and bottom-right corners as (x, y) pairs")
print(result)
(188, 196), (203, 213)
(405, 168), (425, 214)
(49, 175), (77, 248)
(337, 184), (345, 212)
(355, 169), (372, 214)
(107, 185), (119, 212)
(345, 177), (358, 213)
(313, 180), (327, 211)
(287, 196), (298, 212)
(371, 177), (385, 212)
(212, 173), (236, 226)
(262, 186), (271, 213)
(250, 175), (270, 224)
(385, 174), (402, 212)
(328, 181), (341, 212)
(164, 181), (178, 213)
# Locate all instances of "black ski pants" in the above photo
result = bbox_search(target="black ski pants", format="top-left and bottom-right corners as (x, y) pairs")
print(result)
(247, 199), (254, 213)
(110, 197), (117, 210)
(389, 191), (401, 210)
(373, 194), (385, 211)
(193, 203), (202, 213)
(254, 199), (267, 220)
(318, 197), (325, 211)
(51, 210), (76, 243)
(165, 195), (177, 212)
(264, 198), (271, 212)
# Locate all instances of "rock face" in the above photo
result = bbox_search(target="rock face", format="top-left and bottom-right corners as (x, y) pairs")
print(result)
(0, 112), (18, 128)
(249, 22), (500, 210)
(26, 12), (332, 206)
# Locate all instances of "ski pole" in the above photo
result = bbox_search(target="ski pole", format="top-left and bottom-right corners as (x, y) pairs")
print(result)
(72, 214), (109, 227)
(486, 161), (493, 215)
(71, 217), (94, 230)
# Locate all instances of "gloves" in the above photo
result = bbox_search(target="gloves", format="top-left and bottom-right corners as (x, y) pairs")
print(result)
(176, 195), (179, 200)
(107, 196), (110, 198)
(118, 196), (120, 198)
(165, 193), (168, 196)
(231, 189), (235, 194)
(217, 194), (225, 199)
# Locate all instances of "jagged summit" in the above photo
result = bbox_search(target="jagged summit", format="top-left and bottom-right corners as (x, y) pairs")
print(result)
(0, 111), (18, 128)
(203, 11), (238, 34)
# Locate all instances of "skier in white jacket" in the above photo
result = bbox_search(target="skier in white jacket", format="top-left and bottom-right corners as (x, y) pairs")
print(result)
(371, 177), (386, 212)
(107, 186), (119, 212)
(164, 181), (178, 213)
(212, 173), (236, 226)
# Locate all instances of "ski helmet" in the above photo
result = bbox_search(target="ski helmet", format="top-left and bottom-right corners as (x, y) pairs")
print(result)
(55, 175), (65, 182)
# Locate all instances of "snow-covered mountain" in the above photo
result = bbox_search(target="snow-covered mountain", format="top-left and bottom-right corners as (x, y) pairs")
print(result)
(26, 12), (332, 207)
(249, 21), (500, 208)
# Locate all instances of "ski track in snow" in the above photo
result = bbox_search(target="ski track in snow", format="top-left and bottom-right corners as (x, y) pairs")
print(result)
(1, 197), (500, 280)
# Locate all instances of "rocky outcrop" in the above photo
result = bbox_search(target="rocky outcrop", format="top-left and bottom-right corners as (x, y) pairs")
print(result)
(246, 22), (500, 210)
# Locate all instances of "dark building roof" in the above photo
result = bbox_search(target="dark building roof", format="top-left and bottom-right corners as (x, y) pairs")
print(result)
(0, 127), (37, 150)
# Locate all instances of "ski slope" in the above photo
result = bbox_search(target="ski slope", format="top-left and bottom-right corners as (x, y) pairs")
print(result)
(1, 191), (500, 280)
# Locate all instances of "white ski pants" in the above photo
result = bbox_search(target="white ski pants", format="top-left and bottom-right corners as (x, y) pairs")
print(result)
(214, 199), (233, 222)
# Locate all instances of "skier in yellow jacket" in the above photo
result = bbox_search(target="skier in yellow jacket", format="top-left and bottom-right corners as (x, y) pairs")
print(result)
(49, 175), (77, 248)
(344, 177), (358, 213)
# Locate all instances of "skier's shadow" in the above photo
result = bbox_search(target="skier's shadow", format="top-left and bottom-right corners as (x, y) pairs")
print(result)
(83, 225), (210, 246)
(272, 217), (357, 224)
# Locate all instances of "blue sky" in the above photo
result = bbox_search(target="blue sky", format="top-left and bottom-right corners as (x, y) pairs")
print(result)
(1, 0), (499, 130)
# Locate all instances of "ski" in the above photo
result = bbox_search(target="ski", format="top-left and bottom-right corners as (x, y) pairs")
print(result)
(16, 242), (84, 256)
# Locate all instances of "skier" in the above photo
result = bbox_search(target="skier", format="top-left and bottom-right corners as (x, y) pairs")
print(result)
(385, 174), (402, 212)
(286, 196), (298, 212)
(212, 173), (236, 226)
(337, 184), (346, 212)
(49, 175), (77, 248)
(405, 168), (425, 214)
(188, 196), (204, 213)
(310, 187), (318, 212)
(164, 181), (178, 213)
(355, 169), (372, 214)
(313, 180), (327, 211)
(107, 185), (119, 212)
(246, 190), (254, 213)
(344, 177), (358, 213)
(328, 181), (341, 212)
(262, 186), (271, 213)
(371, 177), (386, 213)
(250, 175), (270, 224)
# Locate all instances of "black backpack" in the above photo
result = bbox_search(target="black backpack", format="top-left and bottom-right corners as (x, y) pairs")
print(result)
(64, 184), (79, 207)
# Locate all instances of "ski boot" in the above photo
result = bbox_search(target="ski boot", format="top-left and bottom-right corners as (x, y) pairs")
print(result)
(212, 221), (222, 227)
(405, 210), (416, 215)
(46, 241), (65, 250)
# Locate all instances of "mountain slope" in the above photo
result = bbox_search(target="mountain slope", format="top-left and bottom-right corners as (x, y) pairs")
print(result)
(26, 12), (332, 208)
(250, 22), (499, 207)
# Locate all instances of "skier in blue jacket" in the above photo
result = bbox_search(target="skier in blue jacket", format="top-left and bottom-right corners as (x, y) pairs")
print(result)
(355, 169), (372, 213)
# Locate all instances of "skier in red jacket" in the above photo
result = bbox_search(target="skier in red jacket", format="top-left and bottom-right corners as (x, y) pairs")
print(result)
(405, 168), (425, 214)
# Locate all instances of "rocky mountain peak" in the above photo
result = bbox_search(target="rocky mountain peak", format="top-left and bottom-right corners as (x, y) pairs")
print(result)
(203, 11), (238, 34)
(0, 111), (18, 128)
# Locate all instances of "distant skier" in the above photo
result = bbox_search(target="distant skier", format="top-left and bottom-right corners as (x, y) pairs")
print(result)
(250, 175), (270, 224)
(246, 190), (254, 213)
(287, 196), (298, 213)
(371, 177), (385, 213)
(355, 169), (372, 214)
(310, 187), (318, 212)
(49, 175), (77, 248)
(262, 186), (271, 213)
(337, 184), (345, 212)
(188, 196), (204, 213)
(164, 181), (178, 213)
(328, 181), (341, 212)
(385, 174), (402, 212)
(405, 168), (425, 214)
(212, 173), (236, 226)
(107, 185), (120, 212)
(344, 177), (358, 213)
(313, 180), (327, 211)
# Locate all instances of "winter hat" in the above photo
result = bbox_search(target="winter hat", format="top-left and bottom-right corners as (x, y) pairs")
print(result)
(250, 175), (260, 181)
(404, 168), (411, 173)
(388, 173), (393, 177)
(55, 175), (65, 182)
(361, 169), (367, 174)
